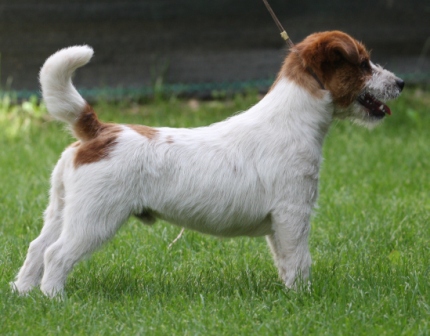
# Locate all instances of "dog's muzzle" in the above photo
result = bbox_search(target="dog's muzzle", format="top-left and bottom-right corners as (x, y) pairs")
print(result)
(357, 78), (404, 119)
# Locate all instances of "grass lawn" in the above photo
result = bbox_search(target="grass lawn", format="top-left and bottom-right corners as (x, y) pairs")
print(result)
(1, 89), (429, 335)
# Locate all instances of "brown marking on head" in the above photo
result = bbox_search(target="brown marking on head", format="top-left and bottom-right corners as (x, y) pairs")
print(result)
(275, 31), (372, 106)
(128, 124), (158, 140)
(271, 52), (325, 99)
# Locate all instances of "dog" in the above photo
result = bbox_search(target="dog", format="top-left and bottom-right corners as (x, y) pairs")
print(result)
(12, 31), (404, 297)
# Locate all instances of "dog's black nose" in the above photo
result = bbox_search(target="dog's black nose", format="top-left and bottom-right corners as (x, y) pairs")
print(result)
(396, 78), (405, 91)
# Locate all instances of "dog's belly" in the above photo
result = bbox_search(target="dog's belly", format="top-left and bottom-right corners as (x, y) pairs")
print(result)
(158, 209), (273, 237)
(141, 184), (273, 237)
(117, 127), (282, 237)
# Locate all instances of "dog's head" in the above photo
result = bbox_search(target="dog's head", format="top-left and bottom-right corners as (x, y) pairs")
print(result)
(283, 31), (404, 126)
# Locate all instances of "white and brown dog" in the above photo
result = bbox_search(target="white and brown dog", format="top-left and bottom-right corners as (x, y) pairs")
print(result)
(12, 31), (404, 297)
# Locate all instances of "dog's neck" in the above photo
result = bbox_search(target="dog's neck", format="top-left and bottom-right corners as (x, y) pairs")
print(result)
(206, 76), (333, 174)
(246, 77), (333, 147)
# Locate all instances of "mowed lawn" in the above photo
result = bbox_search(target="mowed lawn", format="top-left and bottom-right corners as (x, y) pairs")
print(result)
(1, 89), (429, 335)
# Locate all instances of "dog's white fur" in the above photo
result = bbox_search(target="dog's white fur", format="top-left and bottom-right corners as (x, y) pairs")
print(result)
(12, 33), (403, 297)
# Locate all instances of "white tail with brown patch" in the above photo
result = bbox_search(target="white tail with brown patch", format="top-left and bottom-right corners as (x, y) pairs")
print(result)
(40, 45), (94, 125)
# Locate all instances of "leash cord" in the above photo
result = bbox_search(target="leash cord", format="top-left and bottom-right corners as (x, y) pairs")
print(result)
(261, 0), (325, 90)
(261, 0), (294, 48)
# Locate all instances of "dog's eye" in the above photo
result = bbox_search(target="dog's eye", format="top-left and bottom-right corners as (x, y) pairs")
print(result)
(360, 60), (370, 71)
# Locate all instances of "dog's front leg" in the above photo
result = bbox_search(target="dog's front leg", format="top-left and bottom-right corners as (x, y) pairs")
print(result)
(266, 208), (312, 288)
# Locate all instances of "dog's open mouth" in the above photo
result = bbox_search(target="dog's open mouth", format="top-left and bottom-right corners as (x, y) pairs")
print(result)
(357, 93), (391, 118)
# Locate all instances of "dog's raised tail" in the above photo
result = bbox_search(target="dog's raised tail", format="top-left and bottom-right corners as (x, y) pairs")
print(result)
(40, 45), (99, 141)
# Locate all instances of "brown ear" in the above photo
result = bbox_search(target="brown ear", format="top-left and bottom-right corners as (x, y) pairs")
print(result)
(293, 35), (323, 70)
(294, 32), (361, 68)
(326, 34), (360, 64)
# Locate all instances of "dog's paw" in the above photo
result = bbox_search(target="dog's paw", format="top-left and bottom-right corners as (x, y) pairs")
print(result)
(10, 281), (32, 296)
(40, 283), (65, 299)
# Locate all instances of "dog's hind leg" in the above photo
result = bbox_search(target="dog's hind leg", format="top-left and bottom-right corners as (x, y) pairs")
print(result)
(12, 152), (69, 295)
(266, 207), (312, 289)
(40, 192), (130, 297)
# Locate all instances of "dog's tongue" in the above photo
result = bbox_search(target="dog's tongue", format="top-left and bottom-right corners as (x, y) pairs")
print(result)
(358, 93), (391, 116)
(375, 100), (391, 116)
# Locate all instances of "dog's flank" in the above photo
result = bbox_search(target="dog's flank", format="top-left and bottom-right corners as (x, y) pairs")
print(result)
(12, 31), (404, 297)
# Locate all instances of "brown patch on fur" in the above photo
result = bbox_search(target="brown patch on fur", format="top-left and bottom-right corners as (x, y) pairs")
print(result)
(128, 124), (158, 139)
(73, 104), (122, 167)
(271, 52), (325, 99)
(74, 125), (121, 167)
(73, 104), (104, 141)
(166, 135), (174, 144)
(274, 31), (372, 107)
(72, 105), (159, 167)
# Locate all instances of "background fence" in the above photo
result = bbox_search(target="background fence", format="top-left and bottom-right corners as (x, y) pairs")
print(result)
(1, 0), (429, 99)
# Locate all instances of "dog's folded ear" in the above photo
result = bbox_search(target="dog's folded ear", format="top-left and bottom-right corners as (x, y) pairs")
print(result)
(294, 31), (361, 70)
(325, 34), (360, 65)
